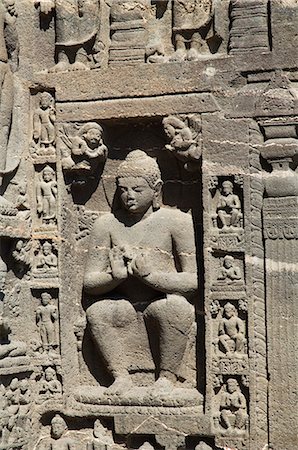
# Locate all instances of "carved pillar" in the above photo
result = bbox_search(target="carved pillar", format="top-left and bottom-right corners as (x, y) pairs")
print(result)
(262, 144), (298, 450)
(256, 71), (298, 449)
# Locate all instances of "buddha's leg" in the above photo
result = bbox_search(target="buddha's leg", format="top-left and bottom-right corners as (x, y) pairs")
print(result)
(86, 299), (139, 380)
(145, 295), (194, 382)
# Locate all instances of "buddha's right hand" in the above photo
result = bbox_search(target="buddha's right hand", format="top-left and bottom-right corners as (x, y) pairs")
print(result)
(109, 247), (128, 281)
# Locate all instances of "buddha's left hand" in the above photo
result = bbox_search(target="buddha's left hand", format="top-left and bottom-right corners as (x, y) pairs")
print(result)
(130, 252), (151, 279)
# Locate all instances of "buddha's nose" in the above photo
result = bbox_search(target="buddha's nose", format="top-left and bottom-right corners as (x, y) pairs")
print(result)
(127, 188), (135, 199)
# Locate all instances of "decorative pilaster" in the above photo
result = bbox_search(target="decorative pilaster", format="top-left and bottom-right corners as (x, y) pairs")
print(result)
(256, 70), (298, 450)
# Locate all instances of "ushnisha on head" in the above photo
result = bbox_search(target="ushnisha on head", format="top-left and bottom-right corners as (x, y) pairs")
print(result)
(116, 150), (163, 213)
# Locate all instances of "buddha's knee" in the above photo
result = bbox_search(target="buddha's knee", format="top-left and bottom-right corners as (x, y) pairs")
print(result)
(146, 295), (194, 330)
(87, 300), (136, 329)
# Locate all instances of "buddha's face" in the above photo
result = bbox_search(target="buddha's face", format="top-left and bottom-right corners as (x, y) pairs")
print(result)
(118, 177), (155, 215)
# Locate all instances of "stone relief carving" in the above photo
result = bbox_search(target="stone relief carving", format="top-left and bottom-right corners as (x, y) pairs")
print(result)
(217, 303), (246, 358)
(0, 314), (28, 367)
(162, 114), (202, 171)
(83, 150), (200, 406)
(35, 0), (101, 72)
(0, 2), (296, 449)
(60, 121), (108, 184)
(0, 0), (20, 178)
(170, 0), (213, 62)
(36, 165), (58, 225)
(0, 377), (32, 449)
(214, 180), (243, 232)
(229, 0), (270, 54)
(215, 378), (248, 436)
(86, 419), (117, 450)
(37, 414), (76, 449)
(38, 366), (62, 402)
(11, 239), (31, 278)
(36, 292), (59, 356)
(109, 0), (151, 64)
(33, 241), (58, 279)
(31, 92), (56, 160)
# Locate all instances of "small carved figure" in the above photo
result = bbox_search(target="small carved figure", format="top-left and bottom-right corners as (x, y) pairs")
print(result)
(36, 166), (57, 224)
(15, 181), (30, 211)
(32, 92), (56, 155)
(0, 315), (27, 362)
(18, 379), (31, 416)
(170, 0), (213, 62)
(219, 378), (247, 434)
(162, 115), (202, 171)
(84, 150), (198, 396)
(86, 419), (115, 450)
(61, 122), (107, 182)
(34, 241), (58, 276)
(217, 256), (242, 283)
(39, 367), (62, 401)
(38, 414), (76, 450)
(215, 181), (242, 231)
(218, 303), (245, 357)
(12, 239), (31, 277)
(36, 292), (58, 354)
(35, 0), (100, 72)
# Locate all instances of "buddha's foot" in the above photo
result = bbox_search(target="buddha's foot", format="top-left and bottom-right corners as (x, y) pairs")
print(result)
(152, 376), (175, 394)
(105, 375), (134, 395)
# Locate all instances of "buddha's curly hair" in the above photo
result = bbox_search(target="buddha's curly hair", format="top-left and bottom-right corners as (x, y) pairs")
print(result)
(116, 150), (161, 189)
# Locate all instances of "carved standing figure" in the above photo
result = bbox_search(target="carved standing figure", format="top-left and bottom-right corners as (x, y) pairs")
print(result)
(32, 92), (55, 155)
(35, 0), (100, 72)
(218, 303), (245, 357)
(170, 0), (213, 61)
(36, 166), (57, 224)
(84, 150), (198, 395)
(38, 414), (76, 450)
(36, 292), (58, 353)
(87, 419), (115, 450)
(220, 378), (247, 434)
(216, 181), (242, 230)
